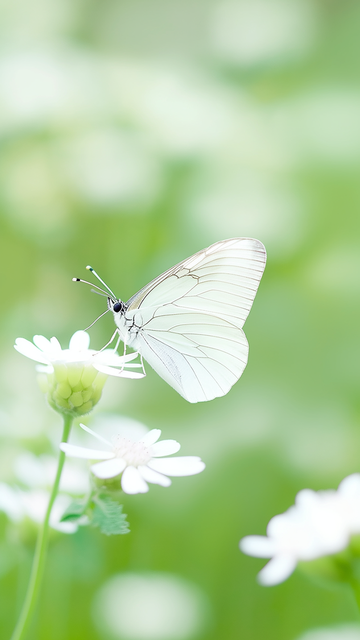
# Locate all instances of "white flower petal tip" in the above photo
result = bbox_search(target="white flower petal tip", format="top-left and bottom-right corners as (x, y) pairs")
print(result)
(148, 456), (205, 477)
(140, 429), (162, 446)
(60, 443), (114, 460)
(79, 423), (112, 446)
(61, 424), (205, 494)
(257, 557), (297, 586)
(240, 472), (360, 587)
(239, 536), (276, 558)
(14, 338), (49, 364)
(33, 335), (52, 351)
(69, 331), (90, 351)
(338, 473), (360, 496)
(91, 458), (127, 479)
(151, 439), (181, 457)
(138, 465), (172, 487)
(121, 466), (149, 494)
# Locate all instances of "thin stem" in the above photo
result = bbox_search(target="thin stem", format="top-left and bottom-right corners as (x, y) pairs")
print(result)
(10, 414), (73, 640)
(350, 576), (360, 613)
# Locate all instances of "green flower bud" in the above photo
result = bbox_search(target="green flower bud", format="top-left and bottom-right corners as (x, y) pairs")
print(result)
(39, 364), (108, 417)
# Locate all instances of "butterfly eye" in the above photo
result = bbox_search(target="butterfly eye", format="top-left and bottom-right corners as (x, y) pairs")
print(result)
(113, 302), (122, 313)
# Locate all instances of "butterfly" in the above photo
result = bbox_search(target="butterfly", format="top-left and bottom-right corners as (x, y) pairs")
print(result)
(75, 238), (266, 403)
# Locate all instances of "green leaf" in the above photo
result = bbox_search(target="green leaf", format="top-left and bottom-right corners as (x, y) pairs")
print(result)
(60, 499), (88, 523)
(91, 493), (130, 536)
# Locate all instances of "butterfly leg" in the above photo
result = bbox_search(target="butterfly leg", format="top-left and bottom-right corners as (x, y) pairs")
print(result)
(113, 332), (122, 353)
(139, 353), (146, 376)
(96, 328), (118, 353)
(115, 338), (127, 373)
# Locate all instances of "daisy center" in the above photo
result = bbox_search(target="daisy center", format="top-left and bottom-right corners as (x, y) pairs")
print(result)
(112, 437), (152, 467)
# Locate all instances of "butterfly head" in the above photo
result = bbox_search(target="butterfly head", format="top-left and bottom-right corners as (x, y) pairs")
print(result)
(107, 298), (126, 316)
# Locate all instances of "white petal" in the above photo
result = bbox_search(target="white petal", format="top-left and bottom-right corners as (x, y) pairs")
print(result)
(121, 466), (149, 494)
(50, 337), (62, 352)
(51, 519), (78, 534)
(240, 536), (277, 558)
(338, 473), (360, 497)
(118, 363), (145, 368)
(36, 365), (54, 374)
(69, 331), (90, 351)
(138, 465), (171, 487)
(14, 338), (50, 364)
(148, 456), (205, 476)
(257, 556), (297, 586)
(116, 370), (145, 379)
(93, 364), (145, 378)
(49, 496), (78, 534)
(60, 443), (114, 460)
(33, 335), (52, 352)
(151, 440), (181, 457)
(0, 483), (23, 521)
(98, 351), (140, 365)
(116, 351), (140, 362)
(79, 423), (112, 446)
(140, 429), (161, 446)
(91, 458), (126, 479)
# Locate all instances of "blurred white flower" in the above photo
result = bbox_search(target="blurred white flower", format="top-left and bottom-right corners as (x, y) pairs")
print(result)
(82, 414), (150, 446)
(14, 330), (143, 416)
(14, 450), (89, 495)
(0, 482), (76, 534)
(211, 0), (317, 66)
(93, 572), (210, 640)
(240, 474), (360, 586)
(0, 449), (91, 534)
(60, 129), (161, 209)
(61, 424), (205, 495)
(296, 623), (360, 640)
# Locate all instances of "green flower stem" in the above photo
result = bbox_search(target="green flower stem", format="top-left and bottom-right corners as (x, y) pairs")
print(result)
(350, 575), (360, 612)
(10, 415), (73, 640)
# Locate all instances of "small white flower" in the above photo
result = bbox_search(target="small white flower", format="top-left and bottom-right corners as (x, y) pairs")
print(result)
(14, 450), (90, 495)
(0, 482), (77, 534)
(0, 450), (91, 534)
(14, 330), (144, 416)
(240, 473), (360, 586)
(60, 423), (205, 494)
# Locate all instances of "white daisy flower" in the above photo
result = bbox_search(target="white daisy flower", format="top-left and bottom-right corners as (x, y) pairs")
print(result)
(60, 423), (205, 494)
(14, 330), (144, 417)
(240, 473), (360, 586)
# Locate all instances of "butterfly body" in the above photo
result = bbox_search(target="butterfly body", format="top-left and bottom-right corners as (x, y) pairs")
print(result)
(103, 237), (266, 403)
(108, 300), (140, 348)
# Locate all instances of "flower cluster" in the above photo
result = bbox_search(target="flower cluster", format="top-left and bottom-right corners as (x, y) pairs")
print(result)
(61, 423), (205, 494)
(240, 474), (360, 586)
(15, 331), (143, 417)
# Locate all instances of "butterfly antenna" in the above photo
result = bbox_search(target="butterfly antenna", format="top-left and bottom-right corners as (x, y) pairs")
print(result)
(86, 265), (117, 300)
(83, 308), (111, 331)
(72, 278), (115, 300)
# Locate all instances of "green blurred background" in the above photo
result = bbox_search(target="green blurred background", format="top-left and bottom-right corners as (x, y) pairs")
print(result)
(1, 0), (360, 638)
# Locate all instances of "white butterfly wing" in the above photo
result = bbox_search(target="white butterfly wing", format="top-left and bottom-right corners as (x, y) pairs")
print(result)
(125, 238), (266, 403)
